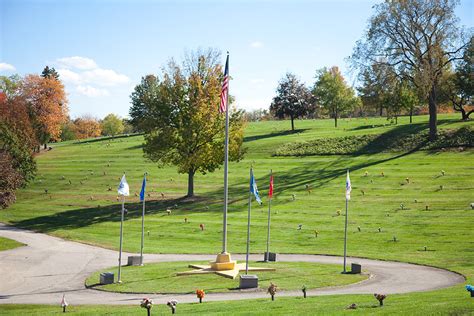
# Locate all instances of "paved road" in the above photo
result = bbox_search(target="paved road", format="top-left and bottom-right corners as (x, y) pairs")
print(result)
(0, 223), (464, 305)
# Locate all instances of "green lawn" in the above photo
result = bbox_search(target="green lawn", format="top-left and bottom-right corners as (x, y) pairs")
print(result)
(85, 261), (367, 293)
(1, 113), (473, 313)
(0, 236), (24, 251)
(1, 289), (473, 315)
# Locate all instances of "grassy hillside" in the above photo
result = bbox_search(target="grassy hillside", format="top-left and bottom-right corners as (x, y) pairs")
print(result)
(0, 114), (473, 313)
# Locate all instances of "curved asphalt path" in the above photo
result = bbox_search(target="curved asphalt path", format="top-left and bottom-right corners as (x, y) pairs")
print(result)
(0, 223), (464, 305)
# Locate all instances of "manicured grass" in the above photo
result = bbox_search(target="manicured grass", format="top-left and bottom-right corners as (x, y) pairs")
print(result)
(0, 236), (24, 251)
(85, 261), (367, 293)
(0, 113), (473, 313)
(1, 289), (473, 315)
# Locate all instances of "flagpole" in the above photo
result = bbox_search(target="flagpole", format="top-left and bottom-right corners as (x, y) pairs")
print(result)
(140, 172), (146, 266)
(343, 197), (348, 273)
(118, 195), (125, 282)
(245, 168), (252, 275)
(343, 170), (349, 273)
(265, 170), (272, 262)
(222, 52), (230, 254)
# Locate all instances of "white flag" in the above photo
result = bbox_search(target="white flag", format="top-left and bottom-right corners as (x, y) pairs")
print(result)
(345, 170), (352, 200)
(118, 174), (130, 196)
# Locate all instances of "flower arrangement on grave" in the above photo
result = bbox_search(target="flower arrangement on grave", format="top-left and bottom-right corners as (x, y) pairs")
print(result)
(267, 283), (277, 301)
(140, 298), (153, 316)
(346, 303), (357, 309)
(167, 300), (178, 314)
(60, 294), (68, 313)
(466, 285), (474, 297)
(196, 289), (205, 303)
(374, 293), (386, 306)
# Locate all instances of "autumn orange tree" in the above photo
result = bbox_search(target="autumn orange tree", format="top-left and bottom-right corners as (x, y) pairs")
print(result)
(72, 116), (102, 139)
(21, 74), (68, 150)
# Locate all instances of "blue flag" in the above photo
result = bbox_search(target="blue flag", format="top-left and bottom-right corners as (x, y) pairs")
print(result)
(139, 174), (146, 202)
(250, 169), (262, 204)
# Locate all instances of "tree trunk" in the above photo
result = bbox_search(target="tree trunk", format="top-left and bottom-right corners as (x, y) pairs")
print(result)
(43, 143), (48, 150)
(428, 85), (438, 141)
(379, 104), (383, 116)
(409, 108), (413, 124)
(290, 115), (295, 131)
(187, 169), (195, 197)
(334, 107), (338, 128)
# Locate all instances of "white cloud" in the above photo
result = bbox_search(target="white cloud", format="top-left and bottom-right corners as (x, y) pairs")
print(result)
(55, 56), (130, 98)
(57, 68), (83, 85)
(0, 63), (16, 72)
(57, 56), (98, 70)
(250, 41), (264, 48)
(76, 85), (109, 97)
(82, 68), (130, 86)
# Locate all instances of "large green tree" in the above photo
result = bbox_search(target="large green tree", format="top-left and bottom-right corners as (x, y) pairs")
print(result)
(101, 113), (124, 136)
(269, 73), (313, 131)
(312, 66), (359, 128)
(443, 36), (473, 120)
(350, 0), (468, 140)
(129, 49), (245, 197)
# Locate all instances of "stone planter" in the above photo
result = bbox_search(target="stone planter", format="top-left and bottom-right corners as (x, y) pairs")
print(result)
(264, 252), (277, 262)
(351, 263), (362, 274)
(100, 272), (114, 284)
(127, 255), (143, 266)
(239, 274), (259, 289)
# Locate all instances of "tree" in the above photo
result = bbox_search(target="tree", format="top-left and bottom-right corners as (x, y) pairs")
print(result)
(385, 82), (419, 124)
(72, 116), (102, 139)
(443, 36), (473, 120)
(130, 49), (245, 197)
(351, 0), (469, 140)
(41, 66), (59, 80)
(312, 67), (359, 127)
(60, 119), (77, 141)
(357, 62), (397, 117)
(270, 73), (313, 131)
(21, 75), (68, 149)
(101, 113), (124, 136)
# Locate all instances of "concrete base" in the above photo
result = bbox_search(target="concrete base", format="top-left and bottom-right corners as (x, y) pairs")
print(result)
(210, 252), (236, 271)
(239, 274), (258, 289)
(127, 256), (143, 266)
(351, 263), (362, 274)
(100, 272), (114, 284)
(264, 252), (277, 262)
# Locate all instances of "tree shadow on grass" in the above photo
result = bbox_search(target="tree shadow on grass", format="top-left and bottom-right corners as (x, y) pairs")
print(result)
(12, 149), (417, 233)
(11, 196), (216, 233)
(244, 129), (308, 143)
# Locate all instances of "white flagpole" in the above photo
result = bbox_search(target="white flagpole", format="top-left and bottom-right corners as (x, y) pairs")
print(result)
(222, 52), (230, 254)
(140, 172), (146, 266)
(245, 168), (252, 275)
(343, 169), (350, 273)
(118, 195), (125, 282)
(265, 170), (272, 261)
(343, 196), (348, 273)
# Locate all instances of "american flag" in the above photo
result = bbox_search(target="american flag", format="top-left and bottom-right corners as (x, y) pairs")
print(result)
(269, 174), (274, 198)
(219, 54), (229, 113)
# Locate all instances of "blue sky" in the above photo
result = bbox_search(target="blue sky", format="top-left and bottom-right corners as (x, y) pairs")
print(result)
(1, 0), (472, 119)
